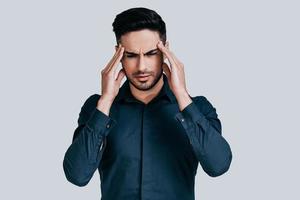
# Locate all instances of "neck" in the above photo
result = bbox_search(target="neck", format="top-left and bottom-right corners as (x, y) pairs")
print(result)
(129, 75), (164, 104)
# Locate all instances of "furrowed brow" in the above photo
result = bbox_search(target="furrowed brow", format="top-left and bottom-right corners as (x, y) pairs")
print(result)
(124, 48), (159, 55)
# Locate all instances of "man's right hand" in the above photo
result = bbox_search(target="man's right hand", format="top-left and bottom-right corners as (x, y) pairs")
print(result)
(97, 44), (126, 115)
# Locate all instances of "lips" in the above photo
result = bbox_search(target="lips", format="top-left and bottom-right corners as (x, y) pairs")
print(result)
(136, 74), (150, 78)
(136, 74), (150, 81)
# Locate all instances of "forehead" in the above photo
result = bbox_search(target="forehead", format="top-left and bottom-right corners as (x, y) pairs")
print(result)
(120, 29), (161, 53)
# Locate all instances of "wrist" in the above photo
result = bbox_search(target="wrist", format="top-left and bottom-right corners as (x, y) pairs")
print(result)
(96, 96), (113, 116)
(100, 94), (115, 103)
(176, 92), (192, 111)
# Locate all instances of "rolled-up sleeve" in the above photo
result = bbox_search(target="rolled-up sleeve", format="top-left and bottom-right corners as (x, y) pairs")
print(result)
(63, 94), (117, 186)
(174, 96), (232, 177)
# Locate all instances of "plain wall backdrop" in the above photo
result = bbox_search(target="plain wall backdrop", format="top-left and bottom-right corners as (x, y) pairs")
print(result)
(1, 0), (299, 199)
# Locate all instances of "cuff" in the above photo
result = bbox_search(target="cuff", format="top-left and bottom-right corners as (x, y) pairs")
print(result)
(174, 101), (205, 125)
(86, 107), (117, 137)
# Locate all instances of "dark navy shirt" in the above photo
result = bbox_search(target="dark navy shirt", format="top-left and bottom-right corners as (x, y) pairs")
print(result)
(63, 73), (232, 200)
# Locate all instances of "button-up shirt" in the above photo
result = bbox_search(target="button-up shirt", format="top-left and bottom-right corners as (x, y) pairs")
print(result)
(63, 74), (232, 200)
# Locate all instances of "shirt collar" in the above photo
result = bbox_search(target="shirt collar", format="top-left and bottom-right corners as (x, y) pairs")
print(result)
(114, 73), (177, 103)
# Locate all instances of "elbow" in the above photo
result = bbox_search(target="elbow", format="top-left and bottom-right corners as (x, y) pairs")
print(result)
(63, 158), (89, 187)
(65, 176), (89, 187)
(207, 159), (231, 177)
(205, 150), (232, 177)
(64, 173), (89, 187)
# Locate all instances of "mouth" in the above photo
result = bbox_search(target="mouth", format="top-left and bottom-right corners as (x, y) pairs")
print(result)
(136, 74), (150, 81)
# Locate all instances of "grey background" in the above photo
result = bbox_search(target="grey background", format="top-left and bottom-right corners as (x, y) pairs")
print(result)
(1, 0), (299, 199)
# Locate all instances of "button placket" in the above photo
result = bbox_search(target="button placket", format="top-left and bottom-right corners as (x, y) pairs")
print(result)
(106, 120), (112, 129)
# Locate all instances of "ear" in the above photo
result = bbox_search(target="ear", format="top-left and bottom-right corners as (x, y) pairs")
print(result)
(165, 41), (169, 50)
(162, 41), (169, 61)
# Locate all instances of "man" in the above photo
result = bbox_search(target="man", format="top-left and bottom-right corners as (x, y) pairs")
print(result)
(63, 7), (232, 200)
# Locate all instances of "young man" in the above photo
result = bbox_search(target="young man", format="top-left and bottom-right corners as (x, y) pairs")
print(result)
(63, 7), (232, 200)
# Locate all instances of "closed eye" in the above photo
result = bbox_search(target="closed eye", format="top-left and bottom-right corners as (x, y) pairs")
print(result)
(146, 52), (158, 56)
(126, 54), (136, 58)
(125, 50), (159, 58)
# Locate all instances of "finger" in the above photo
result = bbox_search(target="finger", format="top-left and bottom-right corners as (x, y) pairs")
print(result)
(169, 51), (184, 69)
(161, 41), (182, 69)
(159, 41), (183, 69)
(157, 41), (177, 70)
(104, 45), (122, 73)
(116, 68), (126, 84)
(107, 46), (124, 74)
(110, 47), (125, 75)
(162, 63), (171, 79)
(103, 44), (123, 73)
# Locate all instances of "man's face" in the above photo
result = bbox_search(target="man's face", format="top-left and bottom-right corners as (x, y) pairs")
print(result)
(117, 29), (167, 91)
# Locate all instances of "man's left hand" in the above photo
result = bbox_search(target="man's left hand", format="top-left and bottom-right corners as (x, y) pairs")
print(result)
(157, 41), (192, 110)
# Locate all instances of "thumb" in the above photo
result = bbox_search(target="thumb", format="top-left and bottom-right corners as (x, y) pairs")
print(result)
(162, 63), (171, 79)
(116, 68), (126, 85)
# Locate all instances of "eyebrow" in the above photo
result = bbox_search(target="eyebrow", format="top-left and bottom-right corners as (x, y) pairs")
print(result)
(124, 48), (159, 55)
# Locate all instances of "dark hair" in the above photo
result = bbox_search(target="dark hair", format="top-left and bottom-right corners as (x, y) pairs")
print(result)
(112, 7), (166, 45)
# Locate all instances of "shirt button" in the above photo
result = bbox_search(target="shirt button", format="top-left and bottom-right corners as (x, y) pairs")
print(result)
(181, 118), (185, 122)
(106, 124), (110, 128)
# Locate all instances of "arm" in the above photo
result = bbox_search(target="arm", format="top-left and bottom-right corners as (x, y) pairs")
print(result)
(63, 94), (116, 186)
(174, 96), (232, 177)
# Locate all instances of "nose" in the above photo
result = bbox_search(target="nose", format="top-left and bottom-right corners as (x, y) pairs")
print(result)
(137, 54), (147, 71)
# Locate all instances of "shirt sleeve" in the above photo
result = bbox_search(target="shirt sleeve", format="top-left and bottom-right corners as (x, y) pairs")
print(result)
(63, 94), (117, 186)
(174, 96), (232, 177)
